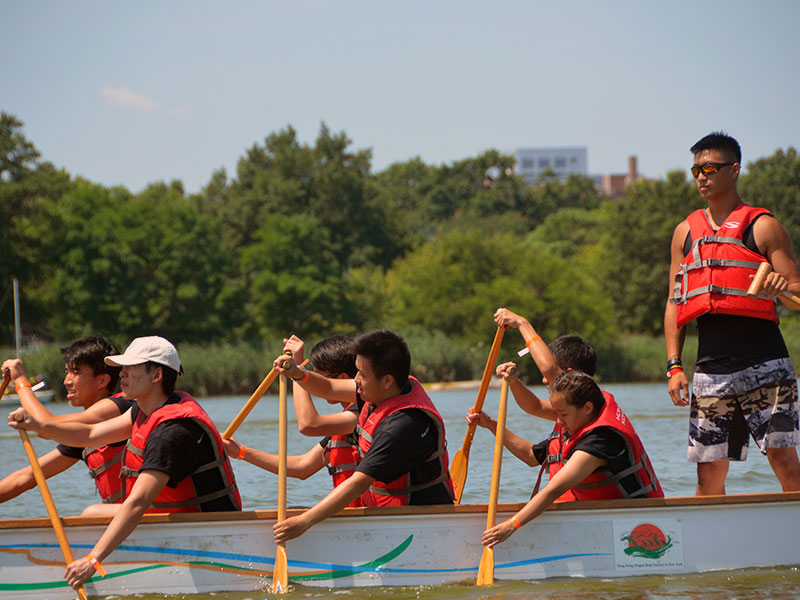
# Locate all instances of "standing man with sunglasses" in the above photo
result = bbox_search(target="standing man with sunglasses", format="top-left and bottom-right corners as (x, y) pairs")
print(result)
(665, 132), (800, 496)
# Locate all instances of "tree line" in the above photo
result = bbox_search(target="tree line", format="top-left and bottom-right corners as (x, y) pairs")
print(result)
(2, 110), (800, 383)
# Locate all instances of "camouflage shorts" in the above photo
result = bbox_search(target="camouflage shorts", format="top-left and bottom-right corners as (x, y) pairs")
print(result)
(689, 357), (800, 463)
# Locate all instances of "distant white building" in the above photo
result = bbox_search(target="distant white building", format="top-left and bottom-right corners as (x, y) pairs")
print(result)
(512, 147), (588, 184)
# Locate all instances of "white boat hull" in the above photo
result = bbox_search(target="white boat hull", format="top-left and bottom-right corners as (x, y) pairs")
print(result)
(1, 493), (798, 598)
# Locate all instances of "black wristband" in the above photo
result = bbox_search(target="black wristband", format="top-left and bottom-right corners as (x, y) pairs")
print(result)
(667, 358), (682, 370)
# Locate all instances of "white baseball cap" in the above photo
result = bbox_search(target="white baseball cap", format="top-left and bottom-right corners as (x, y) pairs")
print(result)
(105, 336), (183, 374)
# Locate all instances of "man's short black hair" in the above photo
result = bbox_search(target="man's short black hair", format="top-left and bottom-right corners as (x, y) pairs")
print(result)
(145, 361), (178, 395)
(690, 131), (742, 164)
(60, 336), (120, 393)
(548, 335), (597, 376)
(310, 335), (357, 378)
(551, 369), (605, 419)
(353, 329), (410, 388)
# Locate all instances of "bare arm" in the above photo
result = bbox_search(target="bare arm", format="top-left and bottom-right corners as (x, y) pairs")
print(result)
(753, 215), (800, 299)
(494, 308), (561, 383)
(0, 449), (79, 503)
(64, 470), (169, 589)
(10, 408), (132, 448)
(224, 438), (326, 480)
(466, 410), (540, 467)
(273, 471), (374, 543)
(496, 362), (556, 420)
(482, 450), (606, 547)
(273, 355), (357, 404)
(665, 221), (690, 407)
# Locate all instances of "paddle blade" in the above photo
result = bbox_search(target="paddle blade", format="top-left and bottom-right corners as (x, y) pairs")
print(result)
(449, 448), (468, 505)
(476, 546), (494, 586)
(272, 544), (288, 594)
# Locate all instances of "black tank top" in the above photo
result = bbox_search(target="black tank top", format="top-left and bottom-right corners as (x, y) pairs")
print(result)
(683, 212), (788, 367)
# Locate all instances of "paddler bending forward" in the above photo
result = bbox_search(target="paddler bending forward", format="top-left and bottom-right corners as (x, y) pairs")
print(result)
(482, 370), (662, 548)
(272, 329), (455, 543)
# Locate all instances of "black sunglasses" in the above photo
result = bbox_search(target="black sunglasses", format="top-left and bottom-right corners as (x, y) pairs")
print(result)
(691, 162), (734, 178)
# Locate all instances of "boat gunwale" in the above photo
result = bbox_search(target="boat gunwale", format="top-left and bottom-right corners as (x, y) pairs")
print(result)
(3, 490), (799, 530)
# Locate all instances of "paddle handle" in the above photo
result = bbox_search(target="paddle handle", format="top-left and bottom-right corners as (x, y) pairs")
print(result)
(221, 357), (308, 439)
(14, 410), (88, 600)
(746, 262), (800, 310)
(485, 378), (509, 529)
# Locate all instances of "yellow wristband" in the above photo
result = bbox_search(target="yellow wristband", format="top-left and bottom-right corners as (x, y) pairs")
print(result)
(87, 553), (107, 577)
(14, 381), (31, 393)
(237, 445), (247, 460)
(525, 336), (541, 348)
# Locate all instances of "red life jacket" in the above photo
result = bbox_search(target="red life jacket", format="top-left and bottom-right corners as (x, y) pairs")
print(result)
(544, 391), (664, 501)
(120, 392), (242, 513)
(356, 377), (455, 507)
(81, 393), (129, 504)
(671, 204), (777, 327)
(324, 402), (363, 508)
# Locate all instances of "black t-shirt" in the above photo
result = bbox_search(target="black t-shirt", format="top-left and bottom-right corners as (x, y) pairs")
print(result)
(533, 426), (647, 496)
(57, 394), (135, 460)
(682, 214), (789, 366)
(129, 394), (239, 512)
(355, 400), (453, 505)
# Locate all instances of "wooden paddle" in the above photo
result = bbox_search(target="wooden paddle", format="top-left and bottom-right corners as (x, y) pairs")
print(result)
(476, 376), (510, 587)
(272, 373), (289, 594)
(2, 374), (89, 600)
(221, 357), (309, 440)
(450, 326), (505, 504)
(746, 262), (800, 310)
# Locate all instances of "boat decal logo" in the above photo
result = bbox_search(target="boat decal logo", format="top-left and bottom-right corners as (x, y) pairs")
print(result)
(620, 523), (673, 559)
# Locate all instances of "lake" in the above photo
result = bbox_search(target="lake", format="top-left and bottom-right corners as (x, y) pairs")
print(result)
(1, 382), (798, 598)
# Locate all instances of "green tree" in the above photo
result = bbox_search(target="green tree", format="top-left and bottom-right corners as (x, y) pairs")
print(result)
(0, 112), (41, 182)
(598, 171), (701, 335)
(741, 147), (800, 251)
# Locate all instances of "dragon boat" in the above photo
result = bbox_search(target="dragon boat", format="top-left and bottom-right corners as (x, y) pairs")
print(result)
(1, 491), (799, 598)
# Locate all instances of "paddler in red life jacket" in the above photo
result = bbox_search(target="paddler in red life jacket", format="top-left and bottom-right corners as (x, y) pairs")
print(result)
(9, 336), (241, 591)
(665, 131), (800, 495)
(272, 329), (455, 544)
(469, 309), (603, 501)
(223, 335), (364, 506)
(482, 370), (663, 549)
(1, 336), (131, 505)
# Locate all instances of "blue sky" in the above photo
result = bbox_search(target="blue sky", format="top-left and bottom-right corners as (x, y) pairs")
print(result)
(3, 1), (799, 194)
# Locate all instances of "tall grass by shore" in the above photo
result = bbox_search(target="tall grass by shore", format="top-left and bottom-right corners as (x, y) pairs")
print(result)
(5, 315), (800, 401)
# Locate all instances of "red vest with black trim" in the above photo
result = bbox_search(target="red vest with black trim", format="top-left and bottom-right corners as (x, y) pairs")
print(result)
(81, 393), (128, 504)
(671, 204), (777, 327)
(545, 391), (664, 501)
(356, 377), (455, 507)
(120, 392), (242, 513)
(324, 402), (363, 508)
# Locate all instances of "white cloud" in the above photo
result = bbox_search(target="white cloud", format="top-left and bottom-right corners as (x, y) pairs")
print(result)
(99, 86), (159, 112)
(169, 104), (191, 117)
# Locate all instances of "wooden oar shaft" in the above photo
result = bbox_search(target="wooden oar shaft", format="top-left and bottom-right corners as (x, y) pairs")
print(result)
(476, 377), (509, 587)
(272, 374), (289, 594)
(746, 262), (800, 310)
(222, 358), (309, 440)
(461, 327), (505, 453)
(11, 398), (88, 600)
(485, 378), (509, 530)
(277, 375), (287, 522)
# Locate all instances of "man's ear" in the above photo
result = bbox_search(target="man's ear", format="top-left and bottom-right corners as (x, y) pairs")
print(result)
(96, 372), (111, 392)
(381, 373), (395, 392)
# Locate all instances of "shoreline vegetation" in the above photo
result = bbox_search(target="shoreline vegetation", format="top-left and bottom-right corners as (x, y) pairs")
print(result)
(3, 115), (800, 401)
(7, 318), (800, 401)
